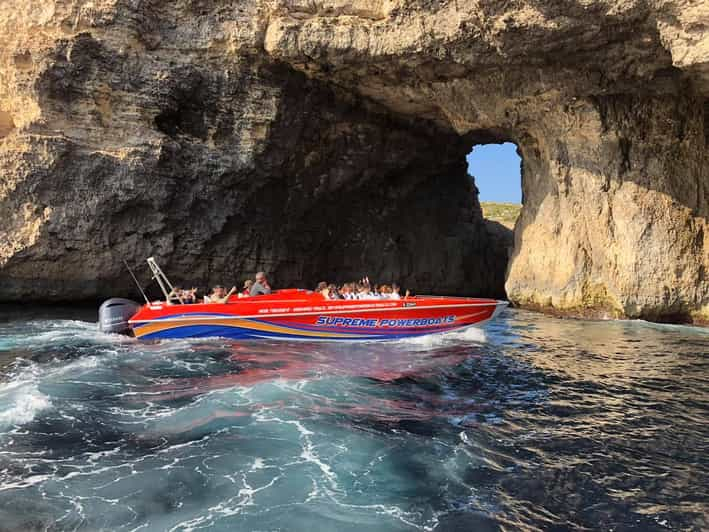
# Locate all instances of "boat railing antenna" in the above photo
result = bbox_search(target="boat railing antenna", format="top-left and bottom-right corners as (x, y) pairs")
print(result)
(146, 257), (178, 302)
(122, 259), (150, 304)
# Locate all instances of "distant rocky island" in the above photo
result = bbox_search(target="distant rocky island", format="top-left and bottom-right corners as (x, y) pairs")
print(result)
(0, 1), (706, 324)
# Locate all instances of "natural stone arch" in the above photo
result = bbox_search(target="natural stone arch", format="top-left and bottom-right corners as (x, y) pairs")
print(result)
(261, 3), (709, 322)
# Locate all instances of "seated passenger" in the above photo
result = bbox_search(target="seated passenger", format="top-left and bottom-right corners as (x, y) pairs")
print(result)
(379, 285), (392, 299)
(340, 283), (355, 300)
(207, 285), (236, 304)
(239, 279), (253, 298)
(328, 284), (343, 299)
(167, 285), (184, 305)
(356, 283), (372, 299)
(315, 281), (329, 299)
(347, 283), (357, 299)
(390, 283), (402, 300)
(249, 271), (272, 296)
(205, 285), (226, 303)
(181, 287), (198, 304)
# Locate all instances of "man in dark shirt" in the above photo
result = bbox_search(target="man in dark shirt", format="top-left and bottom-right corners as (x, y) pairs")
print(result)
(250, 271), (272, 296)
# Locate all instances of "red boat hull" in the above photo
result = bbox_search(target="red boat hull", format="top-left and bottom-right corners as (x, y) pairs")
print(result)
(128, 290), (507, 341)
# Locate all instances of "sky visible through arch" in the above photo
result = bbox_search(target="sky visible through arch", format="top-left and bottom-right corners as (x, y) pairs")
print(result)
(467, 142), (522, 203)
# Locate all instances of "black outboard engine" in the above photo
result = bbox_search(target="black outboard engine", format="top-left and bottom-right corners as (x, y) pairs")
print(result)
(98, 298), (141, 335)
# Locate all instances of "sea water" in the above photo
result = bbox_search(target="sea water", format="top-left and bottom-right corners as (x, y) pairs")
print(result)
(0, 306), (706, 531)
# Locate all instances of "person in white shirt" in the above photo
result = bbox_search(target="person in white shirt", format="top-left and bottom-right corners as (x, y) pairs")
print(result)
(355, 283), (371, 299)
(390, 284), (402, 300)
(340, 283), (355, 299)
(378, 285), (393, 299)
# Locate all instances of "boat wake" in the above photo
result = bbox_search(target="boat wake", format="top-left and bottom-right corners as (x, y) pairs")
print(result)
(394, 324), (487, 347)
(0, 376), (51, 429)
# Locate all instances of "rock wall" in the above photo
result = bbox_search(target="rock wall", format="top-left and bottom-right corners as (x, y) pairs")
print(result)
(508, 90), (708, 322)
(0, 1), (707, 322)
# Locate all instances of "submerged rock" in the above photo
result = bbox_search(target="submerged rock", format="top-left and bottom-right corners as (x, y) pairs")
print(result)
(0, 1), (706, 322)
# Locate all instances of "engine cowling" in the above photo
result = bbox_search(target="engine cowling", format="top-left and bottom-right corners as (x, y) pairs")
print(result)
(98, 298), (141, 335)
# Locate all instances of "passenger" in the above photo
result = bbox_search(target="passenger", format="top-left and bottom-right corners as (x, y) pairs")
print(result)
(328, 284), (343, 299)
(214, 285), (236, 304)
(167, 285), (184, 305)
(356, 283), (371, 299)
(239, 279), (253, 298)
(340, 283), (354, 300)
(316, 281), (329, 299)
(379, 285), (392, 299)
(205, 285), (226, 303)
(390, 283), (402, 300)
(181, 287), (198, 304)
(249, 271), (272, 296)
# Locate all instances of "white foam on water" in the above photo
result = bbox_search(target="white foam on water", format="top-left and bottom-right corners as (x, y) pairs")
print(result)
(446, 325), (488, 342)
(0, 378), (51, 429)
(0, 473), (55, 492)
(254, 410), (339, 492)
(0, 319), (138, 358)
(630, 319), (709, 336)
(0, 342), (123, 431)
(393, 325), (487, 347)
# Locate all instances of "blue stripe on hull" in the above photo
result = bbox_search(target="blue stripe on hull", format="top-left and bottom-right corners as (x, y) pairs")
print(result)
(139, 325), (257, 340)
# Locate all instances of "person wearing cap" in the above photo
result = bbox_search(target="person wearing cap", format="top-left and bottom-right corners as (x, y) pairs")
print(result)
(249, 272), (272, 296)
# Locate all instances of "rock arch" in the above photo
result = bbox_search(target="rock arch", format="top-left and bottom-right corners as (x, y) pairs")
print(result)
(0, 1), (706, 322)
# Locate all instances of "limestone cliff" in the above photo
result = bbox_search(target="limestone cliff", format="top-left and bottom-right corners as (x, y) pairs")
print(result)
(0, 1), (707, 322)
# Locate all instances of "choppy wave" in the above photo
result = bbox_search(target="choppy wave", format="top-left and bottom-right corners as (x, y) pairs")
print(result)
(0, 379), (51, 428)
(0, 308), (706, 531)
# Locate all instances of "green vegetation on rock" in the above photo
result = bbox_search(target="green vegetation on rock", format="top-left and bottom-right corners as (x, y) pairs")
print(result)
(480, 202), (521, 229)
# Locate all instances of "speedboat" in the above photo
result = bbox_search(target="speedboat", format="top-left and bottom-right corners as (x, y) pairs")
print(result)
(99, 258), (508, 341)
(127, 291), (507, 341)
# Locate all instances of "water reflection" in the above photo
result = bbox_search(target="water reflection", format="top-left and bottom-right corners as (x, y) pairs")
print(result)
(136, 342), (475, 398)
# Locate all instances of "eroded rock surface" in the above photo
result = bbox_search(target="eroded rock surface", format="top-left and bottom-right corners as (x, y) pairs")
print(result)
(0, 1), (707, 321)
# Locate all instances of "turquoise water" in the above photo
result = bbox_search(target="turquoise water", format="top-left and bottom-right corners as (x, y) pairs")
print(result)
(0, 306), (707, 531)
